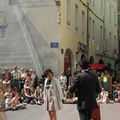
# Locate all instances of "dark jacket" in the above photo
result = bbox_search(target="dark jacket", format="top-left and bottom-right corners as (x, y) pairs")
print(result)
(69, 71), (101, 110)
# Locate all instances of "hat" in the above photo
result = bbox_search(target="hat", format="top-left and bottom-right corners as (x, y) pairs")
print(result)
(79, 60), (89, 69)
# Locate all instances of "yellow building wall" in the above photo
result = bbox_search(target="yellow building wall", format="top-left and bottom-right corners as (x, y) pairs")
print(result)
(18, 0), (118, 72)
(88, 0), (118, 67)
(59, 0), (88, 72)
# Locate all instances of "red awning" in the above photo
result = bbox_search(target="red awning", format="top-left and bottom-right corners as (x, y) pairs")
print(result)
(89, 64), (105, 70)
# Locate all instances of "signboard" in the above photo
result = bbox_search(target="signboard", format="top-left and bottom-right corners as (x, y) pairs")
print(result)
(50, 42), (59, 48)
(80, 42), (88, 52)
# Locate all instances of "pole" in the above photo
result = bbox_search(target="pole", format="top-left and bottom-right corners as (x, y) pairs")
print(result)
(103, 0), (106, 64)
(87, 1), (89, 60)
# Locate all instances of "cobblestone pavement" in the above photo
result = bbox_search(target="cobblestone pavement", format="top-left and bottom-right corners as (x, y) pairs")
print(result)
(5, 103), (120, 120)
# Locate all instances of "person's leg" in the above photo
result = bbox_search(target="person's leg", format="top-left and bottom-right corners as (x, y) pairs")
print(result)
(27, 97), (34, 104)
(52, 111), (57, 120)
(87, 109), (92, 120)
(48, 111), (53, 120)
(78, 109), (92, 120)
(78, 109), (86, 120)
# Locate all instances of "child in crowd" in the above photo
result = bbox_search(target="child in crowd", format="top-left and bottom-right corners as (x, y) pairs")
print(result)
(5, 93), (13, 110)
(5, 92), (26, 110)
(24, 87), (35, 104)
(0, 87), (5, 111)
(11, 93), (26, 110)
(34, 86), (43, 105)
(98, 88), (110, 104)
(115, 91), (120, 102)
(0, 86), (6, 120)
(63, 86), (78, 104)
(24, 79), (31, 90)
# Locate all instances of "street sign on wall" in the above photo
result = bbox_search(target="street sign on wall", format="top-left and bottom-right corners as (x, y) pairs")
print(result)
(80, 42), (88, 52)
(50, 42), (59, 48)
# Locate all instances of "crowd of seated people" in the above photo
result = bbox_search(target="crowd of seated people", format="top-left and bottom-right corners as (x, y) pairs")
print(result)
(1, 66), (120, 111)
(0, 66), (44, 111)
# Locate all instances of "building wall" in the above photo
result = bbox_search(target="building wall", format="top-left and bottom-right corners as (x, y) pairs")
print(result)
(102, 0), (118, 68)
(118, 0), (120, 56)
(0, 0), (9, 6)
(88, 0), (104, 63)
(17, 0), (118, 74)
(18, 1), (61, 75)
(60, 0), (88, 73)
(88, 0), (118, 69)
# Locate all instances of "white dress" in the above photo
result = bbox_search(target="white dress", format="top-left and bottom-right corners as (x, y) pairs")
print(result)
(44, 77), (63, 111)
(45, 83), (55, 111)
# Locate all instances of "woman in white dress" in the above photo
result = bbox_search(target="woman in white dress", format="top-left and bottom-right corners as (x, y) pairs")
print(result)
(44, 69), (63, 120)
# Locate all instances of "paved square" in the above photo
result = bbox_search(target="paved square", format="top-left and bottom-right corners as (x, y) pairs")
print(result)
(5, 103), (120, 120)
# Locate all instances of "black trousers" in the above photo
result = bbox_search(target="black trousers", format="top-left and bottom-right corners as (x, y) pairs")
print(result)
(11, 79), (20, 91)
(78, 109), (92, 120)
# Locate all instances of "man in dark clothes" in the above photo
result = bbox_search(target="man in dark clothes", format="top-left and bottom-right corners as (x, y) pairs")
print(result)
(67, 60), (101, 120)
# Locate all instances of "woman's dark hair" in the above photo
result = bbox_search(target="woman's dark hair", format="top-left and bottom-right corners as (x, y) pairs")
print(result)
(45, 69), (53, 76)
(42, 73), (46, 78)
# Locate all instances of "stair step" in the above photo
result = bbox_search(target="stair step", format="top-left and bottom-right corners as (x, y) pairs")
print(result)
(19, 1), (56, 8)
(0, 62), (34, 69)
(0, 6), (35, 69)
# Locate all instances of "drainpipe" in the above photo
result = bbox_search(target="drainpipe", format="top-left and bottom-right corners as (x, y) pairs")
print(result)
(117, 0), (120, 68)
(87, 1), (89, 60)
(103, 0), (106, 64)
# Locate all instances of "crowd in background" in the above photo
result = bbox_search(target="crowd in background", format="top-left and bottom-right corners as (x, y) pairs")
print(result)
(60, 69), (120, 104)
(0, 65), (45, 111)
(0, 65), (120, 111)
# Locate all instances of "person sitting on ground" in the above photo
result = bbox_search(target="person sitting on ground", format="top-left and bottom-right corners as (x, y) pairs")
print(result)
(0, 68), (2, 80)
(115, 90), (120, 103)
(34, 86), (43, 104)
(24, 79), (31, 90)
(63, 86), (78, 104)
(29, 69), (36, 92)
(0, 86), (6, 120)
(112, 86), (119, 100)
(11, 92), (26, 110)
(19, 68), (26, 92)
(0, 86), (5, 111)
(24, 86), (35, 104)
(4, 87), (12, 97)
(59, 72), (67, 98)
(98, 88), (110, 103)
(25, 74), (32, 90)
(5, 93), (13, 110)
(5, 92), (26, 110)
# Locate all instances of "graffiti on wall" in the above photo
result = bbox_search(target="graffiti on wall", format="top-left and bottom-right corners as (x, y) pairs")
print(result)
(0, 12), (8, 38)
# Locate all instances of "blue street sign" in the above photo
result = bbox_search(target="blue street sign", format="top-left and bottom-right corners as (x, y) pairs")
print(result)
(50, 42), (59, 48)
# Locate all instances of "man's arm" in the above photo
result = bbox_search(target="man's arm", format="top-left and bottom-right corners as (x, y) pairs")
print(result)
(67, 75), (80, 97)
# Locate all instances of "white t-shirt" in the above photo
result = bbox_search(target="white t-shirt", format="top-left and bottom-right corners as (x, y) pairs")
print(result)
(59, 76), (67, 88)
(5, 98), (11, 109)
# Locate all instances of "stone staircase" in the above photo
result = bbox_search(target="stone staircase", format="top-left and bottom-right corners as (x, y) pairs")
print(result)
(0, 6), (35, 70)
(18, 0), (60, 75)
(0, 0), (60, 75)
